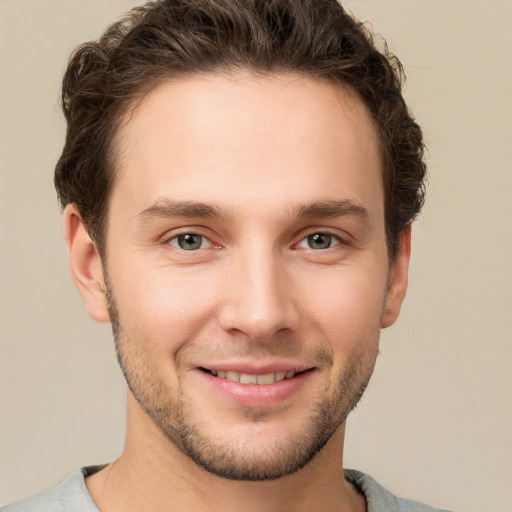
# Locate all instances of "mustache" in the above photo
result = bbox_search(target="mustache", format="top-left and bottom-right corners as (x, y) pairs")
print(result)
(176, 336), (334, 368)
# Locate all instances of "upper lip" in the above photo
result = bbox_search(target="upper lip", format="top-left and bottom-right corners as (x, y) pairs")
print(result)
(193, 360), (314, 374)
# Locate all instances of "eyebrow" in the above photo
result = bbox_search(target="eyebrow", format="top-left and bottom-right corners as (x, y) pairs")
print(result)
(136, 200), (224, 224)
(295, 200), (368, 219)
(135, 198), (368, 225)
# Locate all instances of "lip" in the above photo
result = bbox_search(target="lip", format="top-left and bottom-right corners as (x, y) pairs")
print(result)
(193, 364), (315, 408)
(195, 360), (312, 375)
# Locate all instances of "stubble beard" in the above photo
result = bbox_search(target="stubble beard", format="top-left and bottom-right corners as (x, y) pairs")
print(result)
(106, 283), (379, 482)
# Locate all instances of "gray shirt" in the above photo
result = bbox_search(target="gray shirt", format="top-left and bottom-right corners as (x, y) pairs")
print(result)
(3, 466), (452, 511)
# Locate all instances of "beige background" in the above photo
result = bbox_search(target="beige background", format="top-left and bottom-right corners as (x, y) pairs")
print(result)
(1, 0), (511, 510)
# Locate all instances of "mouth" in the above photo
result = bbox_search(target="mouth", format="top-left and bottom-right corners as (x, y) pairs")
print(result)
(198, 367), (311, 385)
(195, 364), (316, 407)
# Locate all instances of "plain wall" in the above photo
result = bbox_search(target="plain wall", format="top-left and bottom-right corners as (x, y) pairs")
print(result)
(0, 0), (511, 510)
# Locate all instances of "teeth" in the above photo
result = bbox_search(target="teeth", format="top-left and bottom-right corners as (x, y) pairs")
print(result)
(275, 371), (286, 382)
(257, 373), (276, 385)
(226, 371), (239, 382)
(240, 373), (258, 384)
(210, 370), (297, 385)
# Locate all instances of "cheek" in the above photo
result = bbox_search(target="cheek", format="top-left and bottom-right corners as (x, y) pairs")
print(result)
(297, 263), (387, 343)
(110, 261), (223, 345)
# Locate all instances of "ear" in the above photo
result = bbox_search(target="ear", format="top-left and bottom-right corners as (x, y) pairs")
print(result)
(64, 204), (110, 323)
(381, 223), (412, 328)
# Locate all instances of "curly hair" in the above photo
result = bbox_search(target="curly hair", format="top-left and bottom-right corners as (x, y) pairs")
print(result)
(55, 0), (426, 258)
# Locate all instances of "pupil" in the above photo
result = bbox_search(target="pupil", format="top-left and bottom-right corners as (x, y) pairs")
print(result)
(178, 234), (202, 250)
(308, 233), (331, 249)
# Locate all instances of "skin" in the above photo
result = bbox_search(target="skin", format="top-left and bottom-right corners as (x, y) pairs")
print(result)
(65, 72), (411, 512)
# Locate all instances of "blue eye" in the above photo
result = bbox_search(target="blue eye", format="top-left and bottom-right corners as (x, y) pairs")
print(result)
(298, 233), (340, 250)
(169, 233), (209, 250)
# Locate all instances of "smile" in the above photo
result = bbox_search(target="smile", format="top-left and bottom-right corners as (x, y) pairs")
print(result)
(199, 368), (307, 385)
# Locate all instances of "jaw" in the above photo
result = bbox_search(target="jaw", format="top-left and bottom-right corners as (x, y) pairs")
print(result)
(93, 408), (356, 512)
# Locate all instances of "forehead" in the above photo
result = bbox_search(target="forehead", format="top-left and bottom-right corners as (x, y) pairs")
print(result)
(111, 72), (383, 221)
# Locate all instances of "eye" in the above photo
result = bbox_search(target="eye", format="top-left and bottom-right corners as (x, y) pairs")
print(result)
(298, 233), (341, 250)
(168, 233), (211, 251)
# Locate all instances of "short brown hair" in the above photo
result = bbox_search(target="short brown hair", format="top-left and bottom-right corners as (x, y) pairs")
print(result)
(55, 0), (426, 258)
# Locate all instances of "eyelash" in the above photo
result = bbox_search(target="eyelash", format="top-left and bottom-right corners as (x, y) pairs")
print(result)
(163, 229), (349, 252)
(295, 231), (345, 250)
(163, 229), (217, 251)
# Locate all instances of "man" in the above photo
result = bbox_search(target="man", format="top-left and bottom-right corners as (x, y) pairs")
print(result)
(4, 0), (449, 511)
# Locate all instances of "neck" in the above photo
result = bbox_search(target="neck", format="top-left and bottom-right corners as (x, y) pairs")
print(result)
(86, 394), (365, 512)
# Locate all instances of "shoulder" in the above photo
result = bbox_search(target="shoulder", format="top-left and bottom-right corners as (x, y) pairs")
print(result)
(344, 469), (454, 512)
(3, 466), (103, 512)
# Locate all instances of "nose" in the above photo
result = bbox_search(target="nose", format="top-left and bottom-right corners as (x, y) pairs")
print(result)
(218, 245), (300, 340)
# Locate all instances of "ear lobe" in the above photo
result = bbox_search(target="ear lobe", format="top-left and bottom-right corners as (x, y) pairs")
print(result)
(381, 223), (412, 329)
(64, 204), (110, 323)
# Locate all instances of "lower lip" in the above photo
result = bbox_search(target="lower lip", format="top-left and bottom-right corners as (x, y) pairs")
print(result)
(196, 370), (313, 408)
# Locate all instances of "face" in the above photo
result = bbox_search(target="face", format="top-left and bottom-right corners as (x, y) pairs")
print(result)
(68, 73), (409, 481)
